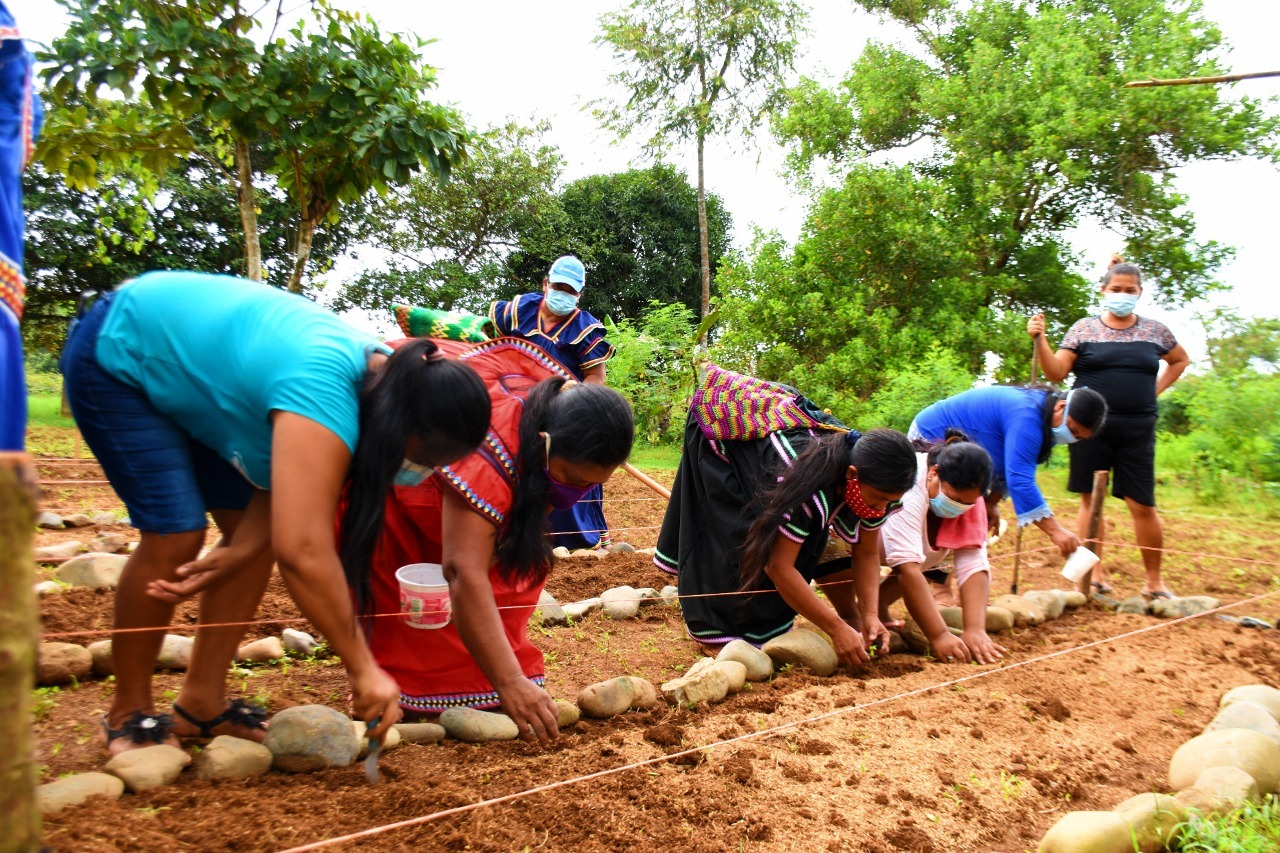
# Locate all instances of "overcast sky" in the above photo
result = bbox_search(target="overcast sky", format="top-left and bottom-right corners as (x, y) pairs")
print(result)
(17, 0), (1280, 360)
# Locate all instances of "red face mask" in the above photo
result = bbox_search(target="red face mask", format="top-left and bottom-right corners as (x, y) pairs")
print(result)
(844, 472), (886, 519)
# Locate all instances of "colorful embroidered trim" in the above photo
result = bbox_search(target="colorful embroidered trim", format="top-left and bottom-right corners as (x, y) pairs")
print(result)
(400, 676), (546, 714)
(0, 251), (24, 321)
(691, 363), (830, 442)
(653, 550), (678, 575)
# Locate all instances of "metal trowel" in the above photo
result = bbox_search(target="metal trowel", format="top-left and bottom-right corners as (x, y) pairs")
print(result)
(364, 717), (383, 783)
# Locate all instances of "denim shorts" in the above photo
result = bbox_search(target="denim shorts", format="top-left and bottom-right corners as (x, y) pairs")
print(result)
(60, 292), (254, 533)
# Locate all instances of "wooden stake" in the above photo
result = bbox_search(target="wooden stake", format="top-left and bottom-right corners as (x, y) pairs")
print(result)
(623, 462), (671, 500)
(1078, 470), (1109, 596)
(1124, 69), (1280, 88)
(1010, 340), (1041, 594)
(0, 452), (40, 851)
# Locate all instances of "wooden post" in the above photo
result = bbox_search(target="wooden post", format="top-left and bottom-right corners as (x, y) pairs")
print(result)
(1009, 341), (1041, 594)
(1077, 470), (1109, 596)
(622, 462), (672, 500)
(0, 452), (41, 851)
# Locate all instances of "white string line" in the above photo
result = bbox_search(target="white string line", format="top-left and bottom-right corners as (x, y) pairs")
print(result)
(274, 586), (1280, 852)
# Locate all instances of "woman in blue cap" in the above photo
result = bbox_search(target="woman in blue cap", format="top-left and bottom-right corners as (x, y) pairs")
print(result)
(489, 255), (616, 550)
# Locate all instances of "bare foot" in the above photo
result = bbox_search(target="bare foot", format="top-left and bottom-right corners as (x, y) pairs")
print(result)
(929, 582), (956, 608)
(171, 699), (269, 743)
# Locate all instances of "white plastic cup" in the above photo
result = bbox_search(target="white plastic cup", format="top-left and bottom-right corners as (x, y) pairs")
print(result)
(1061, 547), (1101, 583)
(395, 563), (451, 629)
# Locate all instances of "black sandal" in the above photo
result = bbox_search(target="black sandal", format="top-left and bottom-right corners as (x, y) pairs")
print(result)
(172, 699), (268, 742)
(100, 711), (174, 750)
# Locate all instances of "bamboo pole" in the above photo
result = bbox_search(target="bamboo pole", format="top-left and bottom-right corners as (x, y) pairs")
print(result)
(1010, 341), (1041, 594)
(1124, 69), (1280, 88)
(0, 452), (41, 851)
(1078, 470), (1110, 597)
(622, 462), (672, 500)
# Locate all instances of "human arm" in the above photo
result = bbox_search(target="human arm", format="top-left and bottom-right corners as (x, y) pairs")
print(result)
(893, 562), (968, 663)
(1026, 314), (1078, 383)
(764, 535), (870, 668)
(147, 490), (272, 603)
(955, 564), (1005, 664)
(269, 412), (402, 739)
(1003, 417), (1075, 555)
(581, 363), (606, 385)
(440, 487), (559, 746)
(1156, 343), (1190, 396)
(850, 529), (891, 655)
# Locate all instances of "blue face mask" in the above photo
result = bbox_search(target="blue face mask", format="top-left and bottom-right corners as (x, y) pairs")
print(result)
(929, 489), (973, 519)
(1104, 293), (1139, 318)
(1051, 392), (1078, 445)
(544, 289), (579, 317)
(393, 460), (434, 488)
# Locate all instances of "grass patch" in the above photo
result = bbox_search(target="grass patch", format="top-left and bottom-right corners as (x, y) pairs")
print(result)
(1176, 796), (1280, 851)
(628, 443), (682, 471)
(27, 394), (74, 429)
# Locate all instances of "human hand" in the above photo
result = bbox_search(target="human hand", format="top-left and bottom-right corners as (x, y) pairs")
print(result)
(831, 621), (871, 669)
(1027, 313), (1046, 338)
(147, 547), (245, 604)
(931, 632), (971, 665)
(861, 616), (893, 659)
(497, 677), (560, 747)
(986, 502), (1001, 538)
(350, 665), (403, 740)
(1049, 526), (1080, 559)
(960, 629), (1006, 665)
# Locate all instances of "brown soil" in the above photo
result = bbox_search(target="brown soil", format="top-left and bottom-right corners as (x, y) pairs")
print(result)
(28, 457), (1280, 852)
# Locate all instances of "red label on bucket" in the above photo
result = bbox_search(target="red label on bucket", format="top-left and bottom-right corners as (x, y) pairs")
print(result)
(400, 588), (451, 629)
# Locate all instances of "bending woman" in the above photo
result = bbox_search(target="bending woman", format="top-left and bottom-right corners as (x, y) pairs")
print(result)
(61, 271), (490, 753)
(655, 365), (917, 667)
(346, 338), (634, 746)
(877, 431), (1006, 664)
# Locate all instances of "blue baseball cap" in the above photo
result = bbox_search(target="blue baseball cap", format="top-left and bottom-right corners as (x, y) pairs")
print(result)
(547, 256), (586, 292)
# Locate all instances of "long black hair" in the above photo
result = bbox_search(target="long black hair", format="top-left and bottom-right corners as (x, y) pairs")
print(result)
(1035, 386), (1107, 463)
(916, 428), (992, 492)
(495, 379), (635, 587)
(340, 338), (491, 615)
(738, 428), (916, 590)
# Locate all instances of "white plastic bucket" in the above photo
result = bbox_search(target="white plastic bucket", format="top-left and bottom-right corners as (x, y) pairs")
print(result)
(395, 563), (451, 629)
(1061, 547), (1101, 583)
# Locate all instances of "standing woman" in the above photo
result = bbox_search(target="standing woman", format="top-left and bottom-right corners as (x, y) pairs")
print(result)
(655, 365), (918, 665)
(910, 383), (1109, 605)
(489, 255), (615, 550)
(61, 271), (491, 753)
(1028, 257), (1190, 598)
(347, 338), (634, 745)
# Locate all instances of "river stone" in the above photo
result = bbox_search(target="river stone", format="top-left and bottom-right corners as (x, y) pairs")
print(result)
(39, 772), (125, 814)
(439, 708), (520, 742)
(578, 676), (657, 718)
(235, 636), (284, 663)
(609, 541), (636, 554)
(717, 639), (774, 681)
(282, 628), (318, 656)
(157, 634), (194, 670)
(687, 657), (747, 693)
(536, 591), (567, 626)
(352, 721), (403, 757)
(660, 585), (679, 605)
(56, 552), (128, 589)
(1185, 765), (1261, 812)
(761, 629), (838, 677)
(264, 705), (359, 772)
(627, 677), (659, 709)
(991, 594), (1046, 626)
(88, 640), (113, 676)
(104, 744), (191, 792)
(1150, 595), (1220, 618)
(1220, 684), (1280, 723)
(662, 666), (730, 708)
(555, 700), (580, 728)
(394, 722), (446, 744)
(1205, 700), (1280, 746)
(33, 580), (64, 596)
(63, 512), (95, 528)
(90, 511), (118, 526)
(1021, 589), (1067, 620)
(635, 587), (661, 604)
(198, 735), (274, 780)
(601, 586), (640, 619)
(36, 510), (65, 529)
(37, 642), (93, 686)
(35, 540), (83, 560)
(1112, 792), (1187, 852)
(90, 532), (131, 553)
(1062, 590), (1088, 609)
(1038, 811), (1139, 853)
(569, 548), (606, 559)
(551, 546), (572, 559)
(1115, 596), (1150, 615)
(939, 607), (965, 631)
(985, 606), (1015, 633)
(1169, 729), (1280, 793)
(563, 598), (602, 620)
(894, 618), (932, 655)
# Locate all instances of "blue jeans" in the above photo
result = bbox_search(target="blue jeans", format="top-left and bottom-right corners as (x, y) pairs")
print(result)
(61, 292), (253, 533)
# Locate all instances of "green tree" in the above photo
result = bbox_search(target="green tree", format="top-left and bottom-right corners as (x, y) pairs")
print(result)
(334, 120), (565, 315)
(39, 0), (467, 292)
(605, 302), (702, 444)
(504, 164), (733, 321)
(595, 0), (806, 324)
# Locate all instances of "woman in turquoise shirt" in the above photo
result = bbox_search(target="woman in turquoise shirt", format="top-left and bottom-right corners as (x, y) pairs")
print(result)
(61, 271), (491, 755)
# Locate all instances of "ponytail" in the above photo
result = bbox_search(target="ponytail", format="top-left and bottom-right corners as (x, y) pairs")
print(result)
(921, 428), (992, 492)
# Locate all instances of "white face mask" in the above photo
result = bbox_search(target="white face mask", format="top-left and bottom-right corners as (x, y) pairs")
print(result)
(1051, 392), (1077, 445)
(545, 289), (579, 316)
(1103, 293), (1139, 317)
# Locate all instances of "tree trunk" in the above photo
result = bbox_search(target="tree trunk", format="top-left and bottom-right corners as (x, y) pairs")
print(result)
(287, 217), (318, 294)
(696, 129), (711, 339)
(0, 453), (40, 851)
(234, 139), (263, 282)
